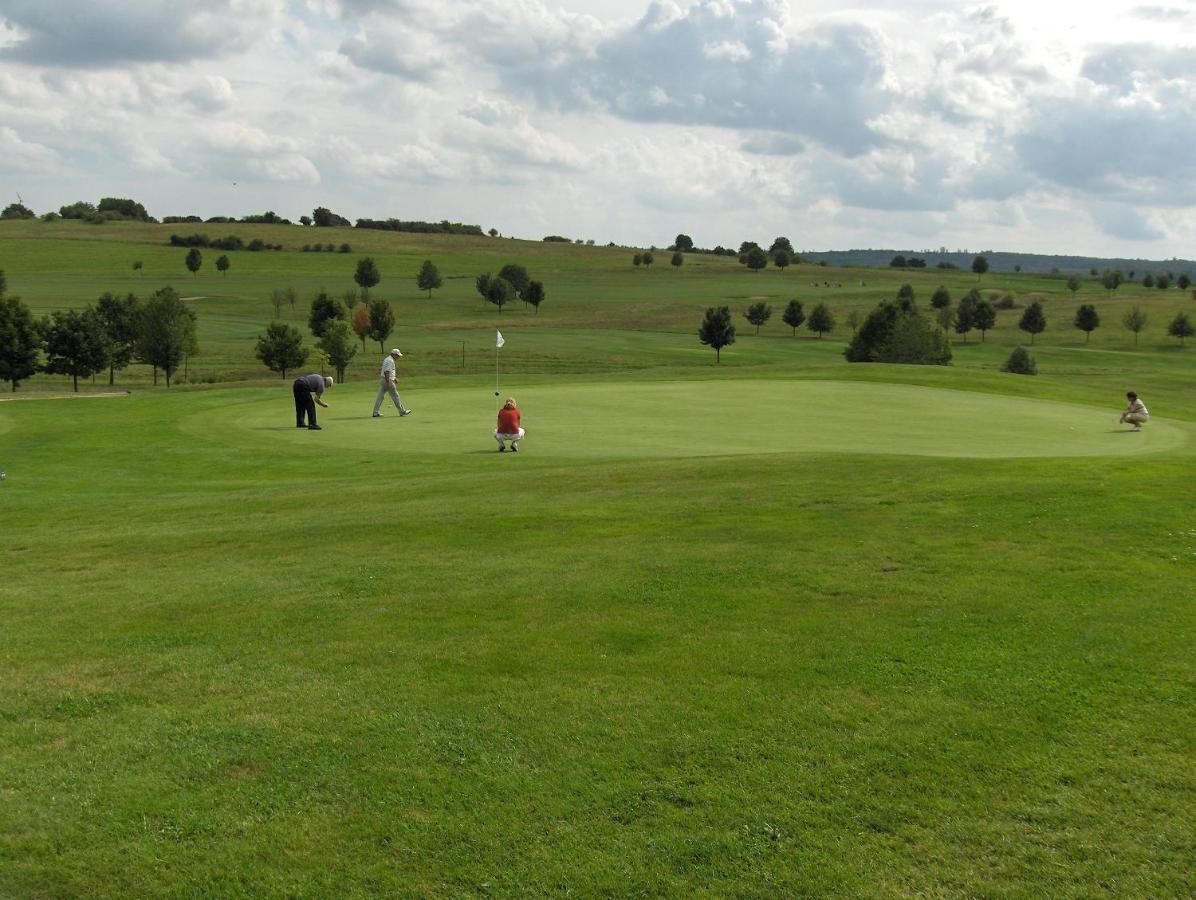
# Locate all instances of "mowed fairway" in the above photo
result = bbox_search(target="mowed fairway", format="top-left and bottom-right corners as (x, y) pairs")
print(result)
(2, 222), (1196, 896)
(217, 379), (1192, 460)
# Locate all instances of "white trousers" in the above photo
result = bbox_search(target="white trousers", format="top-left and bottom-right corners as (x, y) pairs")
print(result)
(494, 428), (525, 444)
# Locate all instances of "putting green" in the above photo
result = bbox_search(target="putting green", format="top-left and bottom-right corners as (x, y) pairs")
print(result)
(208, 380), (1191, 460)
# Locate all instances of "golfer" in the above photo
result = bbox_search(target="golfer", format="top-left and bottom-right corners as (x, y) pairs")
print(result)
(494, 397), (524, 452)
(1120, 391), (1149, 431)
(294, 373), (333, 430)
(372, 348), (412, 418)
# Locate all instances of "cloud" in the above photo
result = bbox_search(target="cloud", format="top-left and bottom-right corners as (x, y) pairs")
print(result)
(181, 76), (235, 113)
(339, 20), (445, 81)
(1090, 203), (1167, 241)
(199, 124), (321, 185)
(0, 0), (284, 67)
(0, 125), (64, 174)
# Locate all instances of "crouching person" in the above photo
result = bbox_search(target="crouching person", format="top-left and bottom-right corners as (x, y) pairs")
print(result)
(494, 397), (524, 452)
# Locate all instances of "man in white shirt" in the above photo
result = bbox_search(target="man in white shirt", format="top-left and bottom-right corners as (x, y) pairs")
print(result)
(372, 348), (411, 417)
(1120, 391), (1149, 431)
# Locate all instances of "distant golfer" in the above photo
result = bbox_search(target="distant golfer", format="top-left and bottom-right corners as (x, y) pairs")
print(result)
(1120, 391), (1149, 431)
(293, 373), (333, 430)
(494, 397), (524, 452)
(372, 348), (412, 418)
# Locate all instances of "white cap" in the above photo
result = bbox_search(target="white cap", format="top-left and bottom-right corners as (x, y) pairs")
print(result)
(390, 348), (403, 357)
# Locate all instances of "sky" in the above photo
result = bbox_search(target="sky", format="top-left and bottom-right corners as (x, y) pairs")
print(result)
(2, 0), (1196, 256)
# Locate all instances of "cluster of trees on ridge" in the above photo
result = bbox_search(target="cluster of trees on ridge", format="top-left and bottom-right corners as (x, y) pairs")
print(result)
(474, 263), (546, 314)
(0, 271), (198, 391)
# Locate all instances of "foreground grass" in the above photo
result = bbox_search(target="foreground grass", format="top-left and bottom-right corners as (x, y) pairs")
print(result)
(2, 385), (1194, 896)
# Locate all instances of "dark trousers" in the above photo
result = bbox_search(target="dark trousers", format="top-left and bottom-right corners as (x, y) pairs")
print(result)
(293, 379), (316, 427)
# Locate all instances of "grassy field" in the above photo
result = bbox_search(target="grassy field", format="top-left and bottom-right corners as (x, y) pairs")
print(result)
(1, 221), (1194, 896)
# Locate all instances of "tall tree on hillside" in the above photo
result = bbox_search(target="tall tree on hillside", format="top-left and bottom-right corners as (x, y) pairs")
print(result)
(954, 290), (978, 342)
(1018, 300), (1046, 344)
(971, 255), (989, 280)
(476, 273), (492, 302)
(524, 280), (546, 314)
(0, 294), (40, 391)
(185, 248), (203, 277)
(1156, 274), (1171, 290)
(769, 236), (794, 257)
(486, 276), (514, 314)
(774, 249), (790, 273)
(317, 319), (358, 381)
(350, 301), (370, 350)
(1167, 311), (1194, 346)
(498, 263), (530, 298)
(632, 253), (642, 268)
(41, 307), (109, 392)
(137, 287), (194, 387)
(698, 306), (735, 362)
(744, 301), (772, 334)
(354, 257), (381, 297)
(366, 297), (394, 350)
(782, 299), (805, 335)
(896, 283), (915, 304)
(1066, 275), (1081, 297)
(308, 291), (346, 338)
(255, 322), (308, 379)
(671, 251), (684, 270)
(1123, 306), (1147, 346)
(216, 255), (230, 277)
(642, 251), (655, 270)
(930, 286), (951, 310)
(416, 260), (443, 298)
(972, 298), (997, 342)
(807, 303), (835, 338)
(95, 292), (140, 385)
(745, 247), (769, 272)
(1102, 269), (1123, 297)
(674, 234), (694, 252)
(1074, 304), (1100, 342)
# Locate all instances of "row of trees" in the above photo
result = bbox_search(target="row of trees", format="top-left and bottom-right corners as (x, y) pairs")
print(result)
(743, 300), (835, 337)
(475, 264), (546, 314)
(0, 274), (198, 391)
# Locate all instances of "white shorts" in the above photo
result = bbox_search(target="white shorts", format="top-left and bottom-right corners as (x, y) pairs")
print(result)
(494, 428), (525, 442)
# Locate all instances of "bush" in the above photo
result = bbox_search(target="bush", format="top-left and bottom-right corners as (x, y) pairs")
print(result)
(993, 293), (1018, 309)
(1002, 347), (1037, 375)
(845, 300), (951, 365)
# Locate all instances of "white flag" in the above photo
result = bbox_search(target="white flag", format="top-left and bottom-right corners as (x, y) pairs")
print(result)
(496, 330), (505, 349)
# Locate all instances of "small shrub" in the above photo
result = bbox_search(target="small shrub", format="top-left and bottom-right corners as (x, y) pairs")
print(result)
(993, 293), (1018, 310)
(1002, 346), (1037, 375)
(339, 243), (352, 253)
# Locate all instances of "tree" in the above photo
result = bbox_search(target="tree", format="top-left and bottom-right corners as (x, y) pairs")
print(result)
(954, 290), (978, 342)
(299, 215), (312, 226)
(671, 251), (684, 270)
(354, 257), (381, 296)
(255, 322), (308, 378)
(744, 247), (768, 272)
(216, 255), (230, 277)
(1018, 300), (1046, 344)
(1074, 304), (1100, 343)
(1179, 273), (1192, 291)
(1123, 306), (1148, 346)
(807, 303), (834, 338)
(312, 206), (350, 227)
(1142, 273), (1155, 288)
(674, 234), (694, 252)
(269, 289), (288, 318)
(1066, 275), (1081, 297)
(844, 300), (951, 365)
(1002, 347), (1037, 375)
(350, 301), (370, 350)
(317, 319), (358, 381)
(642, 251), (655, 269)
(0, 295), (40, 391)
(1168, 311), (1194, 346)
(930, 286), (951, 310)
(1, 202), (35, 219)
(185, 248), (202, 277)
(133, 260), (144, 278)
(890, 254), (907, 268)
(744, 301), (772, 334)
(698, 306), (735, 362)
(847, 310), (863, 333)
(632, 254), (643, 267)
(417, 260), (443, 298)
(1156, 274), (1171, 290)
(1103, 269), (1124, 296)
(486, 275), (514, 313)
(367, 297), (395, 350)
(137, 287), (194, 387)
(95, 292), (140, 384)
(476, 273), (492, 302)
(781, 299), (805, 336)
(972, 255), (989, 279)
(308, 291), (346, 338)
(972, 299), (996, 342)
(498, 263), (530, 298)
(769, 236), (794, 257)
(774, 249), (790, 273)
(896, 283), (915, 304)
(525, 280), (545, 314)
(41, 307), (109, 392)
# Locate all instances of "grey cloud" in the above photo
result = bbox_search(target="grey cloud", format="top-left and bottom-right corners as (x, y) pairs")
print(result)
(1131, 5), (1190, 21)
(1090, 204), (1166, 241)
(340, 25), (444, 81)
(500, 0), (894, 156)
(0, 0), (278, 67)
(741, 132), (806, 155)
(1081, 44), (1196, 90)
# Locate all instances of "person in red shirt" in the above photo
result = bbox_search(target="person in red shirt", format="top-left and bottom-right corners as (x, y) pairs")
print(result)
(494, 397), (525, 452)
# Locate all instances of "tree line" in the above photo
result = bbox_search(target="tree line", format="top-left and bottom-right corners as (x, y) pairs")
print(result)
(0, 272), (198, 391)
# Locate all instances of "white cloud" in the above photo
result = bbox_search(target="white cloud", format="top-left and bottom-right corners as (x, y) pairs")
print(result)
(0, 125), (63, 174)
